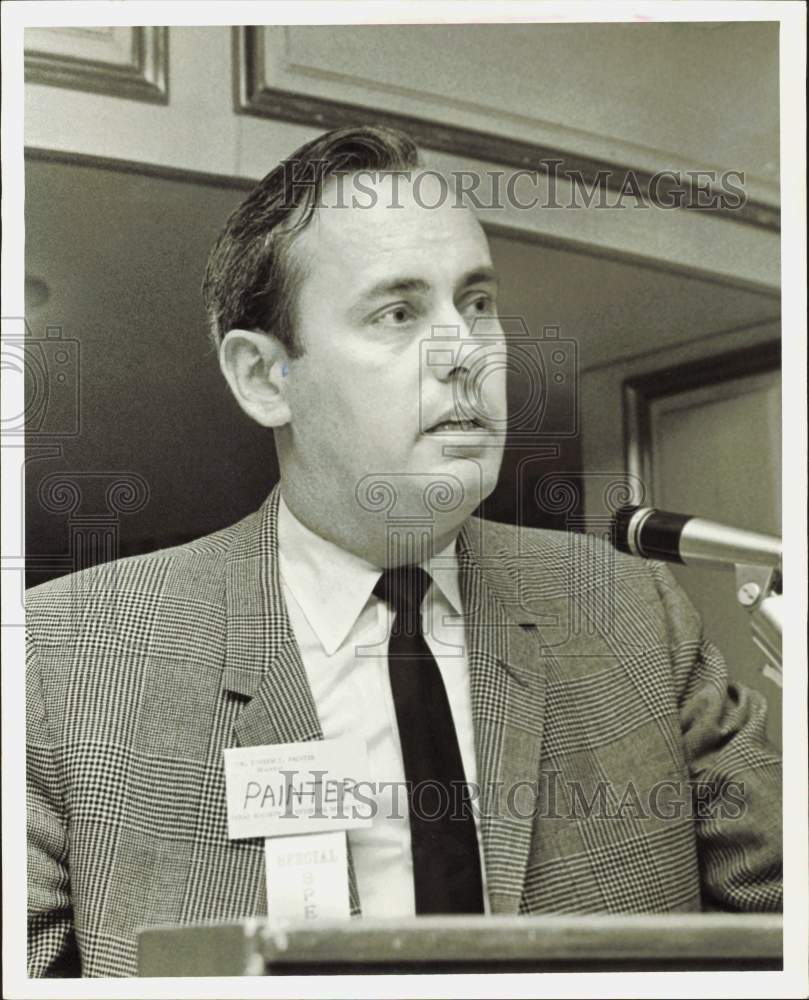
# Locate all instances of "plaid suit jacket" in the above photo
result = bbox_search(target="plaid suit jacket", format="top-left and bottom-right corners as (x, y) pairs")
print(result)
(27, 485), (782, 977)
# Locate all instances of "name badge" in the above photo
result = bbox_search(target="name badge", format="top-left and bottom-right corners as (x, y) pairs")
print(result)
(223, 737), (371, 840)
(265, 830), (350, 922)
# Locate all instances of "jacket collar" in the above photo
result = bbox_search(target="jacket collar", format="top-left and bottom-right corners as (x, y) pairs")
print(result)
(457, 517), (549, 915)
(221, 485), (362, 912)
(276, 493), (463, 658)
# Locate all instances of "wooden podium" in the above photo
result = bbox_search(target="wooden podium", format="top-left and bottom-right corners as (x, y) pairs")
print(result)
(138, 913), (782, 976)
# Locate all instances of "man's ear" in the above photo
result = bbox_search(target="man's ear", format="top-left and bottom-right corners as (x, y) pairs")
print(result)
(218, 329), (292, 428)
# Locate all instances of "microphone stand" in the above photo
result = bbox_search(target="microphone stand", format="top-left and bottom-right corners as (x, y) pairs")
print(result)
(612, 505), (783, 686)
(735, 563), (782, 687)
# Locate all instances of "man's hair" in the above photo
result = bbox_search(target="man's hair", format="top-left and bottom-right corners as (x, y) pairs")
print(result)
(202, 124), (420, 356)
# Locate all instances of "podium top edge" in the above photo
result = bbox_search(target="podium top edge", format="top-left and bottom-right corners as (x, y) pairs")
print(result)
(137, 913), (783, 972)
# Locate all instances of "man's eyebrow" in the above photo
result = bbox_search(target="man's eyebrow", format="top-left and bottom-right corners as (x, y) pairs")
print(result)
(354, 277), (431, 304)
(457, 267), (499, 291)
(355, 268), (499, 306)
(349, 268), (500, 320)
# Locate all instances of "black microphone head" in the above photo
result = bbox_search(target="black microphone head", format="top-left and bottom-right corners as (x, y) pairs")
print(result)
(611, 505), (691, 562)
(613, 505), (641, 555)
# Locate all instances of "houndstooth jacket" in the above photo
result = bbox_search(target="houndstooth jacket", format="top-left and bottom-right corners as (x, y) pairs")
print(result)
(27, 485), (782, 977)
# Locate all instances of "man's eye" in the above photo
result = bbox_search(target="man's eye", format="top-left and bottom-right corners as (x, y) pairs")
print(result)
(463, 294), (494, 316)
(374, 304), (415, 326)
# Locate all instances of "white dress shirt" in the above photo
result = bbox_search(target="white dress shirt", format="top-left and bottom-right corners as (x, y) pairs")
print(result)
(277, 495), (488, 916)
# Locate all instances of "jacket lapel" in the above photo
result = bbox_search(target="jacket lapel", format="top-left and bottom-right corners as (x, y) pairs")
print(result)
(458, 518), (548, 915)
(222, 486), (361, 915)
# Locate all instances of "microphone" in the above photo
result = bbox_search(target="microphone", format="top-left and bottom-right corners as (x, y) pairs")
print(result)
(613, 505), (782, 571)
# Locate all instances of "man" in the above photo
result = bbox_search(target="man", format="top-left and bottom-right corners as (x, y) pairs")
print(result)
(27, 125), (782, 978)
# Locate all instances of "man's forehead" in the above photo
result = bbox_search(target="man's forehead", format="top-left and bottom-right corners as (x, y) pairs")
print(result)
(295, 169), (489, 263)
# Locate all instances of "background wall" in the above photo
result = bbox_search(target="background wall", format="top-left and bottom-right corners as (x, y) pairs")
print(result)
(22, 22), (782, 742)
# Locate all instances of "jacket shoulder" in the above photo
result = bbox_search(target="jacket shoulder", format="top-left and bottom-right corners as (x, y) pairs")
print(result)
(28, 516), (244, 596)
(25, 512), (257, 651)
(467, 515), (678, 619)
(469, 515), (637, 567)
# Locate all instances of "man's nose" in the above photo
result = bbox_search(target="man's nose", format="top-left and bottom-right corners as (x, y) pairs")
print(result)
(424, 317), (505, 384)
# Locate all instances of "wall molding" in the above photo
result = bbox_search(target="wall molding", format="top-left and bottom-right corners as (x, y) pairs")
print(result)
(234, 26), (778, 234)
(25, 26), (168, 104)
(24, 146), (782, 302)
(24, 146), (252, 191)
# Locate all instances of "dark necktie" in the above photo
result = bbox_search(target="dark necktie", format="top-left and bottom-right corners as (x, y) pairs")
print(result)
(374, 565), (484, 914)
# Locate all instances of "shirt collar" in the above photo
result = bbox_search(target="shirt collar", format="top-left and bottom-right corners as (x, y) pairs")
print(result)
(277, 494), (463, 656)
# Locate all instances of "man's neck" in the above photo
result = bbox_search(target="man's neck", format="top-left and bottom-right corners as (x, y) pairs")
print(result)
(278, 482), (465, 569)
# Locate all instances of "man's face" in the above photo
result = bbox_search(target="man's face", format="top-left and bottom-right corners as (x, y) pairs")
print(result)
(281, 171), (507, 559)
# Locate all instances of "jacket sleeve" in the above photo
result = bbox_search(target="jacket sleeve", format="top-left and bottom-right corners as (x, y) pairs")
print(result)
(649, 560), (782, 912)
(27, 628), (81, 976)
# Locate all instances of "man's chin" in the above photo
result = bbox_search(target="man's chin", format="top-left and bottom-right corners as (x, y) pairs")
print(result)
(351, 458), (501, 557)
(436, 448), (503, 496)
(422, 464), (502, 541)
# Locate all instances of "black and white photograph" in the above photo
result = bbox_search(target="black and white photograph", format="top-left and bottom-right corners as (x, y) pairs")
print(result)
(1, 2), (806, 996)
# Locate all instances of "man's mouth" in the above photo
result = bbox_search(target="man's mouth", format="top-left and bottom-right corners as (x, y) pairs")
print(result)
(425, 418), (486, 433)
